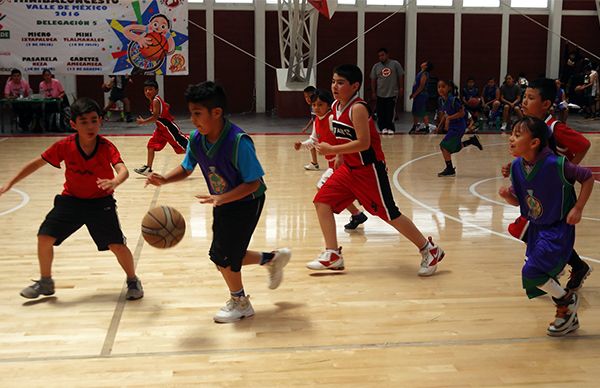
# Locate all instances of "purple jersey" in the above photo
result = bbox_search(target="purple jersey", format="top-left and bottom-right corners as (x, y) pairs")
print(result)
(441, 95), (466, 133)
(510, 153), (576, 225)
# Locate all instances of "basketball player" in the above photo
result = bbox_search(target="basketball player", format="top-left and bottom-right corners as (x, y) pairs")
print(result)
(145, 81), (291, 323)
(307, 64), (445, 276)
(0, 98), (143, 300)
(498, 116), (593, 336)
(134, 79), (189, 176)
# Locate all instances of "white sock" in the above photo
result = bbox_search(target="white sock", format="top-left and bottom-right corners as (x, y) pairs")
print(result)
(538, 278), (567, 299)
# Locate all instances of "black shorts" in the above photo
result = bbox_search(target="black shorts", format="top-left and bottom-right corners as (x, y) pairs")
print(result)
(38, 195), (126, 251)
(109, 88), (126, 102)
(209, 195), (265, 272)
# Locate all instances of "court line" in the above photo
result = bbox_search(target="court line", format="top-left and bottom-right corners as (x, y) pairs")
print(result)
(0, 188), (30, 216)
(0, 138), (8, 143)
(2, 333), (600, 364)
(99, 160), (167, 356)
(469, 177), (600, 222)
(391, 144), (600, 264)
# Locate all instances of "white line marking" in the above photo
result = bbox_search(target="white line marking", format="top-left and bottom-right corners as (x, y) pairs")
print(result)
(391, 142), (600, 264)
(0, 188), (30, 216)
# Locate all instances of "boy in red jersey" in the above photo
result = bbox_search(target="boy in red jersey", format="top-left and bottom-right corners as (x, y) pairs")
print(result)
(502, 78), (592, 291)
(134, 79), (189, 176)
(306, 64), (445, 276)
(0, 98), (143, 300)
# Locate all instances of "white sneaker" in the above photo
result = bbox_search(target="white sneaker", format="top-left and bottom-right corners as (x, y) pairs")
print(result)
(304, 162), (320, 171)
(266, 248), (291, 289)
(134, 165), (153, 176)
(418, 237), (445, 276)
(317, 168), (334, 189)
(213, 295), (255, 323)
(500, 122), (507, 131)
(306, 248), (345, 270)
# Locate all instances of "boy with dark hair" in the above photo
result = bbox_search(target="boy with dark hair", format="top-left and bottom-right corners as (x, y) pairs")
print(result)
(308, 64), (444, 276)
(3, 69), (33, 131)
(146, 81), (291, 323)
(301, 85), (320, 170)
(0, 97), (143, 300)
(502, 77), (592, 291)
(499, 116), (593, 336)
(134, 79), (188, 176)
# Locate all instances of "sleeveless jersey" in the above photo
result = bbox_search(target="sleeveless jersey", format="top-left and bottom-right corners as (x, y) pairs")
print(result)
(331, 95), (385, 167)
(151, 95), (174, 122)
(441, 95), (466, 132)
(482, 85), (497, 103)
(188, 121), (265, 201)
(314, 111), (336, 162)
(412, 70), (429, 97)
(510, 154), (576, 226)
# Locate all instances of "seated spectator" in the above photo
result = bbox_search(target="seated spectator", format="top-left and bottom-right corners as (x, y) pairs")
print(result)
(499, 73), (523, 131)
(461, 77), (482, 128)
(481, 77), (501, 128)
(3, 69), (32, 131)
(38, 69), (67, 131)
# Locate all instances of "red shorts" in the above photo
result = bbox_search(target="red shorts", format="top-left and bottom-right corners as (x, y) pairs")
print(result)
(147, 118), (188, 154)
(314, 161), (401, 221)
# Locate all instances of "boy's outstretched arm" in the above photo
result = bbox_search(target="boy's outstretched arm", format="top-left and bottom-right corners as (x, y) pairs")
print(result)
(566, 176), (594, 225)
(0, 157), (47, 196)
(196, 180), (261, 207)
(137, 98), (161, 125)
(498, 186), (519, 206)
(145, 165), (191, 187)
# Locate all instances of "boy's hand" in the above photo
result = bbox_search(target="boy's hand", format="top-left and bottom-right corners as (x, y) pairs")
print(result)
(0, 185), (11, 196)
(501, 162), (511, 178)
(498, 186), (513, 200)
(145, 172), (166, 187)
(566, 207), (583, 225)
(195, 194), (223, 207)
(136, 116), (145, 125)
(293, 141), (301, 150)
(315, 142), (334, 155)
(97, 178), (117, 193)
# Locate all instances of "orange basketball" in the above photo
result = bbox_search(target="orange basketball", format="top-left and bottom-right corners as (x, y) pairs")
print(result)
(141, 206), (186, 248)
(467, 97), (480, 108)
(139, 32), (169, 62)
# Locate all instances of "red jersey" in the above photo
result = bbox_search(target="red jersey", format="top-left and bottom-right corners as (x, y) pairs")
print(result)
(545, 115), (590, 161)
(41, 134), (123, 199)
(151, 95), (175, 122)
(331, 95), (384, 167)
(314, 111), (336, 162)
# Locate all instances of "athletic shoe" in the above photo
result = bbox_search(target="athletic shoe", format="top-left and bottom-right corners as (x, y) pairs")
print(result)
(126, 277), (144, 300)
(20, 278), (55, 299)
(566, 261), (593, 291)
(471, 135), (483, 150)
(266, 248), (292, 290)
(507, 215), (529, 241)
(500, 122), (507, 131)
(304, 162), (320, 171)
(408, 124), (417, 134)
(213, 295), (255, 323)
(344, 212), (368, 230)
(547, 291), (580, 336)
(418, 237), (445, 276)
(134, 165), (153, 176)
(437, 168), (456, 177)
(306, 248), (345, 270)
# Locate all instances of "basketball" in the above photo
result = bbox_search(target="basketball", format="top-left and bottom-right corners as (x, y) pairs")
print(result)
(139, 32), (169, 62)
(141, 206), (186, 248)
(467, 97), (480, 108)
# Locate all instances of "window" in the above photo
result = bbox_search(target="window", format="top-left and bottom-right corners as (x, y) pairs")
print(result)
(338, 0), (356, 4)
(463, 0), (499, 7)
(367, 0), (404, 5)
(416, 0), (453, 6)
(214, 0), (253, 3)
(511, 0), (547, 8)
(188, 0), (204, 2)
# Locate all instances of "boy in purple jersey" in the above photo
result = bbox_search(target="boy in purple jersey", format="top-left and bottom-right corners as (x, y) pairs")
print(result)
(146, 81), (291, 323)
(499, 116), (593, 336)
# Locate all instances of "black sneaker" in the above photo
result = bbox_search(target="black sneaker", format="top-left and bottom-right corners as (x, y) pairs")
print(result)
(408, 124), (417, 134)
(437, 168), (456, 177)
(126, 277), (144, 300)
(566, 261), (592, 291)
(20, 278), (55, 299)
(471, 135), (483, 150)
(134, 165), (153, 176)
(344, 212), (368, 230)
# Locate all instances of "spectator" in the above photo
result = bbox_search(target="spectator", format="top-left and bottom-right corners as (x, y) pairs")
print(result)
(370, 48), (404, 135)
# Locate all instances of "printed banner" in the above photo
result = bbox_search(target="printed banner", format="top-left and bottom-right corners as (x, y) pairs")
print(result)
(0, 0), (189, 75)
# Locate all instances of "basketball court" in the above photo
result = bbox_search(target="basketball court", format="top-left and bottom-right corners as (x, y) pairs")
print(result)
(0, 129), (599, 386)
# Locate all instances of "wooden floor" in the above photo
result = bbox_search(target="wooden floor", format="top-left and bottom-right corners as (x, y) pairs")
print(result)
(1, 133), (599, 387)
